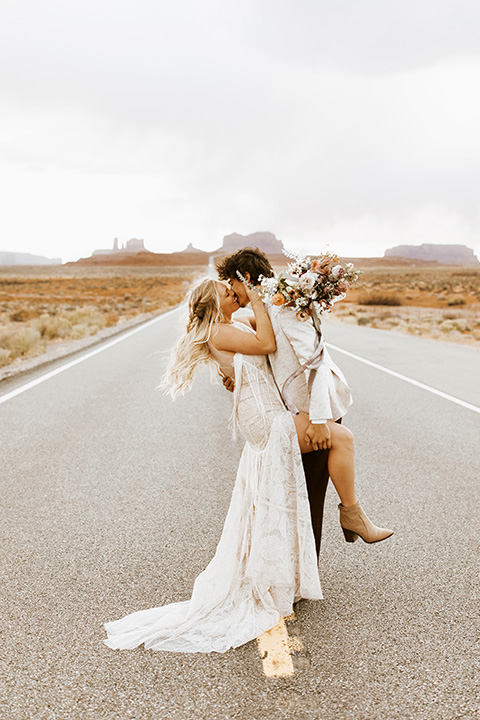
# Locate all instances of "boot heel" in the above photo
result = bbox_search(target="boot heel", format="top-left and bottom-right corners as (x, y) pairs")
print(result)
(342, 527), (358, 543)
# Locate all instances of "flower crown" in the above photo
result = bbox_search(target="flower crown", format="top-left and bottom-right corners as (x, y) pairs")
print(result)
(239, 250), (358, 322)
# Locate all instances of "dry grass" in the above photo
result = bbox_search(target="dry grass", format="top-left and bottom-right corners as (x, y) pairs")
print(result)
(333, 304), (480, 344)
(347, 266), (480, 308)
(0, 265), (203, 367)
(330, 266), (480, 344)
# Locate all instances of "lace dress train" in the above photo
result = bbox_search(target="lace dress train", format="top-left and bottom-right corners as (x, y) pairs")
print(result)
(104, 349), (322, 653)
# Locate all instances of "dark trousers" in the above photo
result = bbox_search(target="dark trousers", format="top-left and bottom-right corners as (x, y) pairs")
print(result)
(301, 449), (330, 558)
(301, 419), (341, 557)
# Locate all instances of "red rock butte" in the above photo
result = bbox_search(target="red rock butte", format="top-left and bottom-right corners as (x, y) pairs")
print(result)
(66, 235), (479, 268)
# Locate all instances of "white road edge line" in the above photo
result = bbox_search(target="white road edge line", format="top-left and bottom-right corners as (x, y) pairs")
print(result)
(327, 343), (480, 415)
(0, 307), (181, 407)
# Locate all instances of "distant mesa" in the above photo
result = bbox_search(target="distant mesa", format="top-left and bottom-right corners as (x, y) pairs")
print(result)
(0, 251), (62, 266)
(177, 231), (284, 256)
(72, 232), (285, 266)
(215, 231), (284, 255)
(384, 243), (479, 266)
(92, 237), (150, 256)
(180, 242), (208, 254)
(71, 235), (208, 266)
(72, 235), (480, 269)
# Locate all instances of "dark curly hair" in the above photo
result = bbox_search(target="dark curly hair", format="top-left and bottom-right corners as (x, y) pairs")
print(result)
(215, 247), (274, 285)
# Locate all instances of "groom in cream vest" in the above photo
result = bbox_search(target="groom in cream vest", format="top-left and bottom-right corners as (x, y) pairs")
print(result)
(217, 247), (352, 556)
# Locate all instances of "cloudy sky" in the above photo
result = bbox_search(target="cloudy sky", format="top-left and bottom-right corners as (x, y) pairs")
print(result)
(1, 0), (480, 262)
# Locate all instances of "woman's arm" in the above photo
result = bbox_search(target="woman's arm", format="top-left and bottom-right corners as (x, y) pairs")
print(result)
(212, 287), (275, 355)
(233, 315), (256, 330)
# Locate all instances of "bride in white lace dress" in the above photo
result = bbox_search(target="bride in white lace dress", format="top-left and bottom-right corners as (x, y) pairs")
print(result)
(104, 278), (391, 653)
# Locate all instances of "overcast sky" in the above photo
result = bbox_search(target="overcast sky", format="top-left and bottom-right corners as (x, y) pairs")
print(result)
(1, 0), (479, 262)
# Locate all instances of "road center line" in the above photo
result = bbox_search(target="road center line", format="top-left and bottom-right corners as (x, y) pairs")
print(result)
(0, 307), (180, 407)
(257, 613), (299, 677)
(327, 343), (480, 415)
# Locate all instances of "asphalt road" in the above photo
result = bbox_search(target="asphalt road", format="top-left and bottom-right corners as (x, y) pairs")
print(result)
(1, 308), (479, 720)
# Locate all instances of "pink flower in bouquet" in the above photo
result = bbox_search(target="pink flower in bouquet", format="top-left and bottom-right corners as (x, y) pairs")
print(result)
(337, 281), (349, 293)
(310, 259), (321, 272)
(272, 293), (286, 306)
(296, 309), (309, 322)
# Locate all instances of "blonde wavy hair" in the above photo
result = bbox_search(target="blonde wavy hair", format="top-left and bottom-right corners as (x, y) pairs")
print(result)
(161, 277), (225, 398)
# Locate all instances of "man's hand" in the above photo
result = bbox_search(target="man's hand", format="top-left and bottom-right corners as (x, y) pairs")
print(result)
(304, 422), (331, 451)
(220, 372), (235, 393)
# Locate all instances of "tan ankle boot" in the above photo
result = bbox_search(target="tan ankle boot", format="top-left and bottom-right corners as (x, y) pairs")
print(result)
(339, 502), (394, 544)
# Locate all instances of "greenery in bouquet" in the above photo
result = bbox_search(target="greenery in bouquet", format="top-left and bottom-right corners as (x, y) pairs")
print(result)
(258, 250), (359, 322)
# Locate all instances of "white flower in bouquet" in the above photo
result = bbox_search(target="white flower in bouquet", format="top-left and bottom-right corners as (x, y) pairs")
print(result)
(299, 270), (317, 289)
(260, 276), (279, 293)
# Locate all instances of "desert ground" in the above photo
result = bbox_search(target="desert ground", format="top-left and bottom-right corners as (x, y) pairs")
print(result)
(0, 265), (205, 370)
(0, 264), (479, 375)
(331, 266), (480, 344)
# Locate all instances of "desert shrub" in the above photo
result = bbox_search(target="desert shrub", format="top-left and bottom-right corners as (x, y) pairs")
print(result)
(378, 311), (396, 320)
(33, 316), (49, 337)
(442, 312), (460, 320)
(105, 312), (119, 327)
(69, 324), (90, 340)
(0, 348), (11, 367)
(439, 320), (455, 332)
(36, 316), (71, 340)
(10, 308), (39, 322)
(452, 319), (471, 332)
(447, 297), (466, 306)
(382, 317), (403, 327)
(66, 307), (106, 327)
(4, 327), (43, 357)
(357, 316), (371, 326)
(358, 293), (403, 306)
(406, 323), (424, 335)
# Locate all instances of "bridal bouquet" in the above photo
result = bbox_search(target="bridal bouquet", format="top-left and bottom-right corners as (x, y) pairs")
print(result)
(257, 251), (359, 322)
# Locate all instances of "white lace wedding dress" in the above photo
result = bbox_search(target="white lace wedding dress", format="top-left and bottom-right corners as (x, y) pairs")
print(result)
(104, 321), (322, 653)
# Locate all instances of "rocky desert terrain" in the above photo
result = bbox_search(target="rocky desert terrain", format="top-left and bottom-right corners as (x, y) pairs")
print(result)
(332, 266), (480, 344)
(0, 265), (203, 372)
